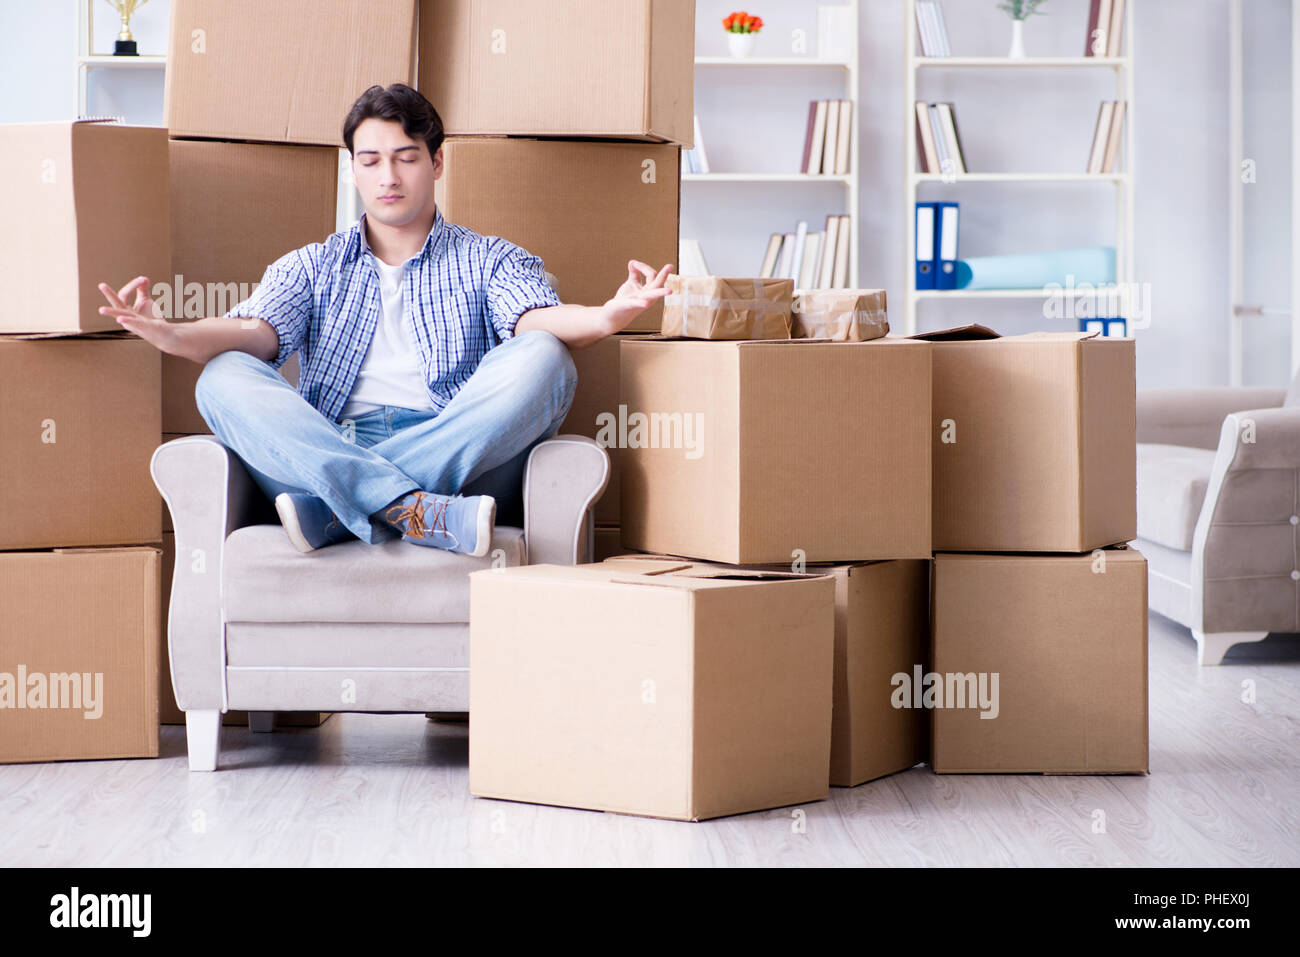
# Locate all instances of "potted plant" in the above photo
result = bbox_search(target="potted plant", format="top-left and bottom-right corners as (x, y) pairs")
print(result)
(723, 11), (763, 58)
(998, 0), (1047, 59)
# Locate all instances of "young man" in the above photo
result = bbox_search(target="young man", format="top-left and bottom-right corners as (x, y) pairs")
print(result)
(100, 84), (671, 557)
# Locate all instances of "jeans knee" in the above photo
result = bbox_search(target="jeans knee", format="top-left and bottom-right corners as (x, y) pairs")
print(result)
(194, 349), (264, 415)
(515, 330), (577, 406)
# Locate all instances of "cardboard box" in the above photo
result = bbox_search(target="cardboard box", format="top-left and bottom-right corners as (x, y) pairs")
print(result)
(619, 337), (933, 564)
(157, 533), (330, 728)
(560, 333), (653, 523)
(930, 549), (1149, 774)
(418, 0), (694, 144)
(469, 561), (834, 820)
(0, 546), (160, 763)
(435, 138), (680, 333)
(915, 326), (1137, 552)
(792, 289), (889, 342)
(661, 276), (794, 340)
(0, 336), (161, 550)
(593, 525), (625, 562)
(0, 122), (168, 334)
(166, 0), (417, 146)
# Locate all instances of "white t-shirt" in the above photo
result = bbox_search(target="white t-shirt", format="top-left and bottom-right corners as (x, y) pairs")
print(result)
(340, 254), (435, 419)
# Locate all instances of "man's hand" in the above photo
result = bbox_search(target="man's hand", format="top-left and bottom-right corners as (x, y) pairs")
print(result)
(599, 260), (673, 335)
(98, 276), (185, 356)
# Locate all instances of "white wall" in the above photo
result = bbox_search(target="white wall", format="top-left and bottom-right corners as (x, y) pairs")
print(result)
(3, 0), (1287, 389)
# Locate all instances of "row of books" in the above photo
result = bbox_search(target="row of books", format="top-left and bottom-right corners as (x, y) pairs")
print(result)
(759, 215), (854, 290)
(913, 0), (1127, 58)
(914, 202), (960, 290)
(914, 102), (966, 175)
(800, 100), (854, 176)
(1085, 0), (1127, 57)
(915, 1), (952, 57)
(1086, 101), (1127, 173)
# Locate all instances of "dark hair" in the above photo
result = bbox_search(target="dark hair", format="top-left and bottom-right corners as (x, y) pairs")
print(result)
(342, 83), (444, 159)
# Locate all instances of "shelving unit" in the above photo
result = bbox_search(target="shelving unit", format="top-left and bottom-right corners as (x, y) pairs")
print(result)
(74, 0), (166, 119)
(902, 0), (1137, 335)
(685, 0), (860, 288)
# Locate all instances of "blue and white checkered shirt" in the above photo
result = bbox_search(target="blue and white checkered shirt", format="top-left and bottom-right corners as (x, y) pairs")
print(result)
(225, 207), (562, 423)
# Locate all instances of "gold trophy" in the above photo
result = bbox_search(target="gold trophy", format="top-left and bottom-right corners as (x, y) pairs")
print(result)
(105, 0), (151, 56)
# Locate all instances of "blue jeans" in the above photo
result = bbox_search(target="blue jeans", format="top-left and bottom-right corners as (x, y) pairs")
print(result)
(193, 330), (578, 544)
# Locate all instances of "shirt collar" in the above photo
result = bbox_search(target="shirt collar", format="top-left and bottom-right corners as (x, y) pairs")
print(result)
(345, 206), (447, 267)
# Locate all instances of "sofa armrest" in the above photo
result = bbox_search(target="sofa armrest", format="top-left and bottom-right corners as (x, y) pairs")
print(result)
(150, 436), (267, 712)
(523, 435), (610, 566)
(1191, 406), (1300, 633)
(1137, 387), (1285, 449)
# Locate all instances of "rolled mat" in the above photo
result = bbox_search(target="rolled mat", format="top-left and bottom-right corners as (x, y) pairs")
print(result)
(955, 246), (1116, 290)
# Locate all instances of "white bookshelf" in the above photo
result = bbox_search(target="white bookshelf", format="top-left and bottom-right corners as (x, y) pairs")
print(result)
(903, 0), (1138, 335)
(74, 0), (166, 119)
(686, 1), (860, 288)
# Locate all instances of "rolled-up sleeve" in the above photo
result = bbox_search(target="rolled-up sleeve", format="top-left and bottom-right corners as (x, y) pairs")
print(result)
(225, 248), (315, 369)
(484, 243), (562, 342)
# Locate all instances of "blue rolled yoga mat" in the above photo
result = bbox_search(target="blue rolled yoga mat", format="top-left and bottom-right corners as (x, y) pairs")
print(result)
(955, 246), (1116, 290)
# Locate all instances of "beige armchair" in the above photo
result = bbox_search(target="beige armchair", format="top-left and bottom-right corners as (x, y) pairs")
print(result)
(151, 432), (609, 770)
(1135, 385), (1298, 664)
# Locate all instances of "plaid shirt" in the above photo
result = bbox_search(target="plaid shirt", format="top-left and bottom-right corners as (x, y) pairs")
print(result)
(225, 207), (562, 423)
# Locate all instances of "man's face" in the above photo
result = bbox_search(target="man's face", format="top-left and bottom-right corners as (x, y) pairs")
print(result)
(350, 117), (442, 227)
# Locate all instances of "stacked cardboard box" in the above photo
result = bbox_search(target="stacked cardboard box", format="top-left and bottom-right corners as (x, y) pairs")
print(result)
(914, 325), (1147, 774)
(0, 121), (168, 762)
(426, 0), (690, 556)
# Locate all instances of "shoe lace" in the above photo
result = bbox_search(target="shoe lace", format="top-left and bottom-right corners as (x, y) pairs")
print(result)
(385, 491), (450, 539)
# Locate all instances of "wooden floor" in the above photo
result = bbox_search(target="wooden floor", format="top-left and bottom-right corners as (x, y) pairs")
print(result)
(3, 613), (1297, 867)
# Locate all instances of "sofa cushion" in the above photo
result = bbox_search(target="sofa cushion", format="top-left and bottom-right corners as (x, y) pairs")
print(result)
(1136, 444), (1216, 551)
(222, 524), (526, 623)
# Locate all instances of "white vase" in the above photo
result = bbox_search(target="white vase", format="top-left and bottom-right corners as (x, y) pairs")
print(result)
(1008, 19), (1027, 58)
(727, 32), (756, 58)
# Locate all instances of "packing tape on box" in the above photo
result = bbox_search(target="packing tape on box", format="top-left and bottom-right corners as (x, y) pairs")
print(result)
(791, 292), (889, 342)
(665, 279), (792, 339)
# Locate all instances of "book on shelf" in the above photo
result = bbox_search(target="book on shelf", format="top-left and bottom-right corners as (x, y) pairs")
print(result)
(801, 100), (853, 174)
(684, 114), (710, 174)
(915, 102), (965, 174)
(1085, 0), (1125, 57)
(678, 238), (710, 277)
(915, 1), (951, 57)
(760, 215), (852, 289)
(1087, 100), (1126, 173)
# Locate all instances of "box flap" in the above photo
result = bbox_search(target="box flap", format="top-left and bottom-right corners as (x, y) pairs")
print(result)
(910, 323), (1000, 341)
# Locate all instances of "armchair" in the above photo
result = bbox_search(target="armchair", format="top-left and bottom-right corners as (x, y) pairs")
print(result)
(151, 432), (609, 770)
(1135, 385), (1298, 664)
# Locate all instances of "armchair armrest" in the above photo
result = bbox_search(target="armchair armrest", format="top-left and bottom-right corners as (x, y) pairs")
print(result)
(1137, 387), (1285, 449)
(523, 435), (610, 566)
(150, 436), (268, 712)
(1192, 406), (1300, 633)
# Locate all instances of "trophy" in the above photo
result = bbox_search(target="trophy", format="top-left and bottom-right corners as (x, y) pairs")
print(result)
(104, 0), (151, 56)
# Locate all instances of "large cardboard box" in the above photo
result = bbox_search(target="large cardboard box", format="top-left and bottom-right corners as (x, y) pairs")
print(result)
(418, 0), (694, 144)
(435, 138), (680, 333)
(0, 122), (168, 334)
(469, 561), (834, 821)
(166, 0), (418, 146)
(916, 327), (1137, 552)
(0, 546), (160, 763)
(561, 333), (654, 523)
(619, 338), (933, 564)
(930, 548), (1149, 774)
(0, 336), (161, 550)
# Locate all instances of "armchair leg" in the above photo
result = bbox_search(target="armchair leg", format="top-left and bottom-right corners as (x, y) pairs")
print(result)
(1192, 630), (1269, 666)
(248, 711), (276, 733)
(185, 710), (221, 771)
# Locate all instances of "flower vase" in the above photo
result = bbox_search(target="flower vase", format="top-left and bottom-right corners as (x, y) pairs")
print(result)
(727, 32), (756, 58)
(1008, 19), (1027, 59)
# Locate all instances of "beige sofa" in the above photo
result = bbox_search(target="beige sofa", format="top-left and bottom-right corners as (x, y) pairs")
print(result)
(151, 433), (609, 770)
(1136, 385), (1298, 664)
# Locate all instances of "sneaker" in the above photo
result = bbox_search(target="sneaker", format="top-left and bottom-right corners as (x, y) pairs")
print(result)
(382, 490), (495, 557)
(275, 492), (355, 553)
